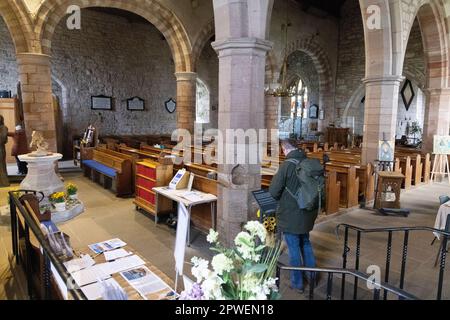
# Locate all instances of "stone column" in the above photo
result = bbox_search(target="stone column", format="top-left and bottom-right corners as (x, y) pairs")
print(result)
(16, 53), (57, 152)
(361, 76), (403, 164)
(212, 38), (272, 245)
(175, 72), (197, 135)
(280, 96), (292, 118)
(422, 88), (450, 152)
(212, 0), (273, 245)
(265, 94), (280, 132)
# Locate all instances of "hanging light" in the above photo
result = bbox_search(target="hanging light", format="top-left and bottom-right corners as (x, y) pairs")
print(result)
(265, 0), (295, 98)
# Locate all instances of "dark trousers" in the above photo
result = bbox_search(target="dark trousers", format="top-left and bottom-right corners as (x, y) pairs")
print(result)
(284, 232), (317, 290)
(15, 156), (28, 175)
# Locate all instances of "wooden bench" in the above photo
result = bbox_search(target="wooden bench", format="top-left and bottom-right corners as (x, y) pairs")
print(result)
(324, 162), (360, 208)
(326, 170), (341, 215)
(83, 149), (132, 197)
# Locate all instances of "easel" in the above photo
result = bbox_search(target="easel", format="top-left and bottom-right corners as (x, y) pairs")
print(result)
(431, 154), (450, 184)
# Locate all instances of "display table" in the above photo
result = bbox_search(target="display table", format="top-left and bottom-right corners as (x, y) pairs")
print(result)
(18, 153), (64, 196)
(153, 187), (217, 235)
(374, 171), (405, 209)
(76, 244), (176, 300)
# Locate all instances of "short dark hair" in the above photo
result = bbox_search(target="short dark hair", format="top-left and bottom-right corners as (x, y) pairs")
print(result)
(280, 139), (297, 151)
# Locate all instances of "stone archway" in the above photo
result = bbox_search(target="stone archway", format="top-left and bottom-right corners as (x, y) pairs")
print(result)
(35, 0), (193, 73)
(414, 0), (450, 150)
(284, 38), (334, 130)
(192, 19), (215, 70)
(0, 1), (30, 53)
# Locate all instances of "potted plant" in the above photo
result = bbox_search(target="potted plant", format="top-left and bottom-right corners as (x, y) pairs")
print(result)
(66, 183), (78, 200)
(50, 192), (66, 212)
(180, 221), (282, 300)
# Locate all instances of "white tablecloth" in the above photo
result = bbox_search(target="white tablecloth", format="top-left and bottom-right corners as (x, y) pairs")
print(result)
(434, 201), (450, 239)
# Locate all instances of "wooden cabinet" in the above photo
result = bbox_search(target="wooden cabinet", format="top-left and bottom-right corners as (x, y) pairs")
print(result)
(326, 127), (350, 148)
(133, 159), (173, 222)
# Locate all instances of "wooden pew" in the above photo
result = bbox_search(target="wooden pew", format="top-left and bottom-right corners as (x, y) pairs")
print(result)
(324, 163), (359, 208)
(326, 170), (341, 215)
(83, 149), (133, 196)
(395, 156), (412, 189)
(423, 153), (431, 184)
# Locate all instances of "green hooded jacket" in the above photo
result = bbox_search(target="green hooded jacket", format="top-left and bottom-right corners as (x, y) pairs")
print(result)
(269, 149), (318, 235)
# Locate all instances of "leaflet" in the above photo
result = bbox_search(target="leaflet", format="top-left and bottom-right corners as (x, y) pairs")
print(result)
(120, 266), (177, 300)
(81, 278), (121, 300)
(104, 248), (132, 261)
(71, 264), (111, 287)
(88, 238), (127, 254)
(64, 254), (95, 273)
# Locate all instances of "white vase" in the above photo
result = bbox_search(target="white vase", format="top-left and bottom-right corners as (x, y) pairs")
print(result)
(69, 194), (78, 200)
(54, 202), (66, 212)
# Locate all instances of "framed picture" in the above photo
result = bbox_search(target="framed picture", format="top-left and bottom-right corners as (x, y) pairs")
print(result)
(433, 135), (450, 155)
(378, 140), (394, 162)
(165, 98), (176, 113)
(309, 104), (318, 119)
(127, 96), (145, 111)
(91, 95), (113, 110)
(319, 109), (325, 120)
(401, 79), (415, 111)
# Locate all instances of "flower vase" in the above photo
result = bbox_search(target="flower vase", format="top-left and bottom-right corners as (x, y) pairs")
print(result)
(69, 194), (78, 200)
(54, 202), (66, 212)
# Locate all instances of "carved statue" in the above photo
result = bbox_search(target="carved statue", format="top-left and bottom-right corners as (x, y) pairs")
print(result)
(29, 131), (50, 157)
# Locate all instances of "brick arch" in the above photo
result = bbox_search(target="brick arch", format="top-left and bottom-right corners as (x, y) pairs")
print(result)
(285, 38), (333, 94)
(265, 51), (277, 85)
(0, 1), (30, 53)
(284, 38), (335, 126)
(35, 0), (193, 72)
(415, 0), (449, 89)
(192, 19), (215, 71)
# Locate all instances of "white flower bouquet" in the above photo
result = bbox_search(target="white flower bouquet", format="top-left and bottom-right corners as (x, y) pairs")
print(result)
(180, 221), (282, 300)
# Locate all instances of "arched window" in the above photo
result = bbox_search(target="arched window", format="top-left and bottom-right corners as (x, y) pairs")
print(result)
(196, 78), (210, 124)
(290, 79), (309, 118)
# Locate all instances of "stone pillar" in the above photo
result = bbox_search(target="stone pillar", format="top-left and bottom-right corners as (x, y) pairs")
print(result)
(280, 96), (291, 118)
(212, 38), (272, 245)
(265, 94), (280, 132)
(175, 72), (197, 135)
(212, 0), (273, 245)
(423, 88), (450, 152)
(361, 76), (403, 164)
(16, 53), (57, 152)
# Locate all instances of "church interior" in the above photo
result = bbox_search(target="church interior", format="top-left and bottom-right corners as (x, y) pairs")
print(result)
(0, 0), (450, 301)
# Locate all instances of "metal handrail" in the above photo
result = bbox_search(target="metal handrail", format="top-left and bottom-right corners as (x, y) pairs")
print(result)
(9, 190), (87, 300)
(276, 263), (418, 300)
(334, 222), (450, 300)
(335, 223), (450, 238)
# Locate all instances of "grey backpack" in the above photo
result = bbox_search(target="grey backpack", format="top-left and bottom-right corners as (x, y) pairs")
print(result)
(285, 158), (325, 211)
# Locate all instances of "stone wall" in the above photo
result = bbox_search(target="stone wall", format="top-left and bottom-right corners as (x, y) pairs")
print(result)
(0, 16), (18, 95)
(50, 9), (178, 150)
(334, 0), (366, 124)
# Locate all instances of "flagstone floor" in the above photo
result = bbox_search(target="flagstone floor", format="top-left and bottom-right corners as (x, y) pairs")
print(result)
(1, 172), (449, 300)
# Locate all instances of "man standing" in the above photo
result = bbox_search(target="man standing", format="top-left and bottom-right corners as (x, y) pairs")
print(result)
(8, 125), (29, 175)
(269, 139), (319, 293)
